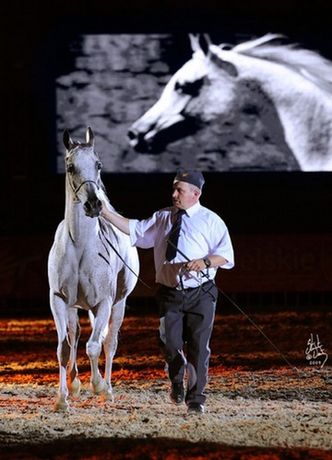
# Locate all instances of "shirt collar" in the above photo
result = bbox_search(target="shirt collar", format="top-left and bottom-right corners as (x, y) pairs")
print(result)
(184, 201), (201, 217)
(172, 201), (201, 217)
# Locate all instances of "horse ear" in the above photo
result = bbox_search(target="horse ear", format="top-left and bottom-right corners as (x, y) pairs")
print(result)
(86, 127), (94, 147)
(189, 34), (201, 53)
(200, 34), (211, 55)
(189, 34), (211, 55)
(63, 129), (74, 150)
(209, 46), (239, 77)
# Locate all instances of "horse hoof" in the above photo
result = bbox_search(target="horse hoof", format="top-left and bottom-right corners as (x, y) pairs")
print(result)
(69, 378), (81, 397)
(91, 379), (105, 395)
(54, 398), (69, 412)
(103, 389), (114, 402)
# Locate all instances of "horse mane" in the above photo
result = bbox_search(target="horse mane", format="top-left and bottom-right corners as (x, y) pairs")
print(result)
(228, 34), (332, 93)
(98, 182), (116, 213)
(97, 182), (123, 241)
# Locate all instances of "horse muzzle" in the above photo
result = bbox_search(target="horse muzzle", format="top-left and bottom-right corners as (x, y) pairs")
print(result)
(83, 198), (102, 218)
(128, 115), (198, 153)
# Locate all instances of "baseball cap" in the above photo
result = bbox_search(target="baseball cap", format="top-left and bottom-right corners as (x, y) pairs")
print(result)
(173, 170), (205, 190)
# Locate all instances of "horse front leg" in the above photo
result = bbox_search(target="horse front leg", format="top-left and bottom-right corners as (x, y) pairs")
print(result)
(50, 292), (70, 411)
(67, 307), (81, 396)
(86, 299), (111, 396)
(103, 299), (126, 401)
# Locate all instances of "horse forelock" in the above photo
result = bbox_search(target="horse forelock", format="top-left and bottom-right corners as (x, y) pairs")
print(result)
(180, 52), (208, 74)
(66, 143), (99, 160)
(192, 49), (206, 60)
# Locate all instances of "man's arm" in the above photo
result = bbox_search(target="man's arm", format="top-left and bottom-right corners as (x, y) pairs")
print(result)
(186, 255), (228, 272)
(100, 204), (130, 235)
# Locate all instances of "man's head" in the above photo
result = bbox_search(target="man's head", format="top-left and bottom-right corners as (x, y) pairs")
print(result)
(172, 170), (205, 210)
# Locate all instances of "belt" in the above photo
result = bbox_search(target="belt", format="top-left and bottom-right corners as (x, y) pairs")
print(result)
(159, 280), (214, 292)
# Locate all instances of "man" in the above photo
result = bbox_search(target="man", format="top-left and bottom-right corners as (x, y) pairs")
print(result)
(101, 170), (234, 414)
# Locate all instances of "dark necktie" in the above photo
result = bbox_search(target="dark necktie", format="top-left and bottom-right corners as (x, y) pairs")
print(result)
(165, 209), (185, 261)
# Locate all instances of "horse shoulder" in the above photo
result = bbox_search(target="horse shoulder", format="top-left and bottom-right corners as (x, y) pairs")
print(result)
(49, 221), (78, 263)
(48, 220), (79, 290)
(103, 224), (139, 299)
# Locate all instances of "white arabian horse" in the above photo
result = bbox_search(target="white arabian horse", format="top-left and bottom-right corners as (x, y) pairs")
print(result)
(128, 34), (332, 171)
(48, 127), (139, 410)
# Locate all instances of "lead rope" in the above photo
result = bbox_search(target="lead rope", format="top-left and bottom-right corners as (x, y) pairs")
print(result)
(99, 215), (298, 373)
(167, 239), (299, 373)
(98, 217), (152, 290)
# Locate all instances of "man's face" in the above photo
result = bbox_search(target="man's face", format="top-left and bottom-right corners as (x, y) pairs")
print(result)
(172, 181), (200, 209)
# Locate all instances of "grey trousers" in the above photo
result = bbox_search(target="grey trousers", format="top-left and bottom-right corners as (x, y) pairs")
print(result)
(156, 280), (218, 405)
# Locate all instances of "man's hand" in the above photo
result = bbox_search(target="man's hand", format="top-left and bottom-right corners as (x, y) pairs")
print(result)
(100, 201), (109, 219)
(99, 203), (130, 235)
(184, 255), (228, 272)
(185, 259), (207, 272)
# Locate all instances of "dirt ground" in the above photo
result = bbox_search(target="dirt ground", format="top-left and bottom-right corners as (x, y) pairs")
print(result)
(0, 309), (331, 459)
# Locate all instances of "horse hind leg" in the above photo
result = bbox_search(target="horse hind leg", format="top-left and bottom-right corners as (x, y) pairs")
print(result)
(103, 298), (126, 401)
(67, 307), (81, 397)
(86, 299), (111, 396)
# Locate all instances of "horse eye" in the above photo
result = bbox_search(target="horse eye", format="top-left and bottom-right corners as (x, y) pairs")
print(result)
(175, 78), (204, 97)
(66, 163), (75, 174)
(96, 161), (103, 170)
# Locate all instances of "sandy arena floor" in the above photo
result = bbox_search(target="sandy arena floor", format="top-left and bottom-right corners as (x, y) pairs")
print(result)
(0, 309), (331, 459)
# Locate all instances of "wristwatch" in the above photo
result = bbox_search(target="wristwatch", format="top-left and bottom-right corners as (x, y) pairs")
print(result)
(203, 257), (212, 268)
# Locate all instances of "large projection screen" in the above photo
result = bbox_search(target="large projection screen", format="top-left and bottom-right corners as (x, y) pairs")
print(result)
(55, 33), (332, 173)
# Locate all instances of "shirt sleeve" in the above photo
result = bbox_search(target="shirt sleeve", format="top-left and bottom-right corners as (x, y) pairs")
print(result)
(128, 211), (162, 249)
(210, 216), (234, 269)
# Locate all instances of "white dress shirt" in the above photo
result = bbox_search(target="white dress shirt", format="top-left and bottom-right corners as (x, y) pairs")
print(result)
(129, 201), (234, 288)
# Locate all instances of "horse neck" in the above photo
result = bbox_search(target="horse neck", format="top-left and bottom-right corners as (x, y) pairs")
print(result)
(65, 179), (97, 243)
(236, 56), (332, 170)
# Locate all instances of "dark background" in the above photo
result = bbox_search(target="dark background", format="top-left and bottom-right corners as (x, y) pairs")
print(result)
(1, 0), (332, 312)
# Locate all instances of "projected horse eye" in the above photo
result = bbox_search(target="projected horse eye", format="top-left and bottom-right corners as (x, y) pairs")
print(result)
(66, 164), (75, 174)
(96, 161), (103, 170)
(175, 78), (204, 96)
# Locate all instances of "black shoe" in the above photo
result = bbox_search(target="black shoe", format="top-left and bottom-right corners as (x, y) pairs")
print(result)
(170, 383), (185, 404)
(187, 402), (205, 414)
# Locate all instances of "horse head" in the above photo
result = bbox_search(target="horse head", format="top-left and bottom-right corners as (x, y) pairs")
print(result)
(127, 34), (239, 153)
(63, 127), (103, 217)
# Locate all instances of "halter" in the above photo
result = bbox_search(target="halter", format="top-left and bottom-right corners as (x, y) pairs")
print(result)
(68, 178), (100, 201)
(73, 179), (100, 195)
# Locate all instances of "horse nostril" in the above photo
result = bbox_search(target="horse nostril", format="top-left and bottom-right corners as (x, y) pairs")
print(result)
(127, 129), (137, 141)
(84, 202), (91, 211)
(97, 199), (102, 208)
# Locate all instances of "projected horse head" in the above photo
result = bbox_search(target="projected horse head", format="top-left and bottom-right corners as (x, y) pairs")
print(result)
(128, 35), (239, 154)
(128, 34), (332, 171)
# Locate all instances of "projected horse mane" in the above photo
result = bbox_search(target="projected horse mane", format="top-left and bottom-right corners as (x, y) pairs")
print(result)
(235, 36), (332, 93)
(128, 34), (332, 171)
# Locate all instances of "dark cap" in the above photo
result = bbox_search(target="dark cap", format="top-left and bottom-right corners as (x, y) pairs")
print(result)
(173, 170), (205, 190)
